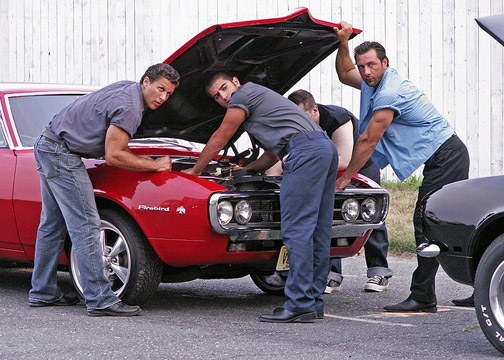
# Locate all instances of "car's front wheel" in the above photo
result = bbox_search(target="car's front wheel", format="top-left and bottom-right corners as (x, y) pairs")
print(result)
(250, 271), (286, 295)
(475, 234), (504, 354)
(69, 208), (163, 306)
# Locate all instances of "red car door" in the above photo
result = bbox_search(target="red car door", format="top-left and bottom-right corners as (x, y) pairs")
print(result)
(0, 143), (29, 261)
(7, 92), (85, 260)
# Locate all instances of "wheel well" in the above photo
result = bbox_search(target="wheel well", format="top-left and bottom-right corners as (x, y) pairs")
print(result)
(64, 197), (148, 256)
(473, 216), (504, 273)
(95, 197), (135, 220)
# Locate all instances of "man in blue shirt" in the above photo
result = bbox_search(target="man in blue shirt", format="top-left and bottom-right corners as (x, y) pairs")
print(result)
(334, 22), (470, 312)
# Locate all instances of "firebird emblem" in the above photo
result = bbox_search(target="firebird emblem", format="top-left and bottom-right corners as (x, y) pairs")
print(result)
(176, 206), (186, 214)
(138, 205), (170, 212)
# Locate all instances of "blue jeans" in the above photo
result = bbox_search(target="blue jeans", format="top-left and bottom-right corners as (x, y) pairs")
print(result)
(29, 135), (119, 310)
(281, 132), (338, 313)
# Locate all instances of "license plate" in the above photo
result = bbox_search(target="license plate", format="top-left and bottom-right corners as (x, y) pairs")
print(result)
(276, 246), (290, 271)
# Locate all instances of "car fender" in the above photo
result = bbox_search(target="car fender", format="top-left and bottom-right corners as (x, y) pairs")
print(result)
(422, 176), (504, 282)
(86, 159), (228, 242)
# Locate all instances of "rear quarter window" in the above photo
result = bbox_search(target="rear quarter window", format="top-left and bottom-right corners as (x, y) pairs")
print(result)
(8, 94), (83, 147)
(0, 125), (7, 148)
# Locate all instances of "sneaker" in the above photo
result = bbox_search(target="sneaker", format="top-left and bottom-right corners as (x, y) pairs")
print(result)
(324, 279), (341, 294)
(364, 275), (389, 292)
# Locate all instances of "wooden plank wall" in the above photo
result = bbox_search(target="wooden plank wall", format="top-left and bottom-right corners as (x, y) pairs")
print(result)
(0, 0), (503, 180)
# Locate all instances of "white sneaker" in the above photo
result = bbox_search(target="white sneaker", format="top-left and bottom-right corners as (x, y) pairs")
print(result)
(364, 275), (389, 292)
(324, 279), (341, 294)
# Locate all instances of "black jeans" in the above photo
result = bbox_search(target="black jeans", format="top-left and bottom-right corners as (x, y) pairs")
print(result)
(410, 134), (469, 303)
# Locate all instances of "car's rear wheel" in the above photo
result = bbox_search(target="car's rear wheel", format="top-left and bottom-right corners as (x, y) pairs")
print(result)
(69, 208), (163, 306)
(474, 234), (504, 354)
(250, 271), (286, 295)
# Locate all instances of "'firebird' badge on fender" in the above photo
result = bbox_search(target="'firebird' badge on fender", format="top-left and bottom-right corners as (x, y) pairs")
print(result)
(138, 205), (170, 212)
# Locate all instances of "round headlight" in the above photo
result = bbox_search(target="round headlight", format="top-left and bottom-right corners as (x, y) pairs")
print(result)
(235, 200), (252, 224)
(361, 197), (377, 222)
(342, 198), (359, 222)
(217, 201), (233, 226)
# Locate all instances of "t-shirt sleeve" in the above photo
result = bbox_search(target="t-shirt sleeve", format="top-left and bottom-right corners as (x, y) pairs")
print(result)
(228, 90), (250, 117)
(372, 91), (402, 116)
(320, 106), (352, 136)
(109, 107), (143, 137)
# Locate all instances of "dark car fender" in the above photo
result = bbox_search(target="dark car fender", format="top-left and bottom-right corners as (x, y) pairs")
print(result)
(422, 176), (504, 285)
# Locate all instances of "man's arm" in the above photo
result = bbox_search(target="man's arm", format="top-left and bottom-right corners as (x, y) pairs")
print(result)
(330, 120), (354, 170)
(105, 125), (172, 172)
(181, 108), (246, 176)
(335, 108), (394, 190)
(334, 22), (362, 89)
(245, 150), (280, 173)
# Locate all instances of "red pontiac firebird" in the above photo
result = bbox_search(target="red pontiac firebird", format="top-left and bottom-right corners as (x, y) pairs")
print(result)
(0, 8), (388, 305)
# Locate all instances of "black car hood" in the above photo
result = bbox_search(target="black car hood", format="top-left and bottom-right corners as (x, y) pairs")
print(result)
(476, 14), (504, 46)
(135, 7), (360, 144)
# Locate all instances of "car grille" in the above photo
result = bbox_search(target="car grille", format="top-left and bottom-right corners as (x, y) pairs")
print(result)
(209, 190), (389, 232)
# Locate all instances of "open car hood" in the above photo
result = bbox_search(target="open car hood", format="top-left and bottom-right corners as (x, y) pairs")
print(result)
(135, 7), (360, 144)
(476, 14), (504, 46)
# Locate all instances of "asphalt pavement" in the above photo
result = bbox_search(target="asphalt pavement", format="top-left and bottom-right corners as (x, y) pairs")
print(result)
(0, 255), (501, 359)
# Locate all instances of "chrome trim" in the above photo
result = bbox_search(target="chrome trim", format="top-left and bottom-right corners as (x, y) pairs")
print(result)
(209, 189), (389, 236)
(336, 188), (390, 196)
(0, 106), (14, 149)
(416, 243), (441, 257)
(227, 222), (384, 241)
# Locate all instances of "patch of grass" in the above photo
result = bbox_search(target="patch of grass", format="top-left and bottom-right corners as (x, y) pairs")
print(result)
(382, 175), (423, 190)
(462, 324), (481, 332)
(382, 176), (421, 255)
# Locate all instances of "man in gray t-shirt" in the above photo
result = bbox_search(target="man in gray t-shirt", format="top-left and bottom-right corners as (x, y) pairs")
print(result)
(29, 64), (179, 317)
(182, 72), (339, 323)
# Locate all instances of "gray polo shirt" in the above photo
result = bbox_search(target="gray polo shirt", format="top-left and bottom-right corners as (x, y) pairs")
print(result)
(228, 82), (321, 157)
(47, 80), (145, 158)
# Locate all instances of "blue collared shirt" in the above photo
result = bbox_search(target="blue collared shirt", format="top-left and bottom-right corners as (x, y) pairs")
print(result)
(359, 67), (453, 181)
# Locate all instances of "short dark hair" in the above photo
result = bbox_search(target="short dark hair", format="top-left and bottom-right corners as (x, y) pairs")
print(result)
(140, 63), (180, 87)
(287, 89), (316, 110)
(204, 71), (235, 94)
(354, 41), (389, 67)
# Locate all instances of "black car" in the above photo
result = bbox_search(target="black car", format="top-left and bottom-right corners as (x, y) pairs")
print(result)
(417, 13), (504, 355)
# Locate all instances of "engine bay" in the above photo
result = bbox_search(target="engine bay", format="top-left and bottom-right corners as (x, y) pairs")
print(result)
(171, 156), (281, 191)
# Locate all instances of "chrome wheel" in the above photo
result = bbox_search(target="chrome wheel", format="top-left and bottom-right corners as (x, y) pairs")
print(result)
(70, 219), (132, 298)
(475, 234), (504, 354)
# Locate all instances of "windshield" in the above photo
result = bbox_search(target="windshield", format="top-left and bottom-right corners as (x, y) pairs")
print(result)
(8, 94), (83, 147)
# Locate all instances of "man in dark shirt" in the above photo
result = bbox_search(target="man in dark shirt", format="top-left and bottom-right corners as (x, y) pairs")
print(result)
(287, 90), (392, 293)
(182, 72), (338, 323)
(29, 63), (179, 316)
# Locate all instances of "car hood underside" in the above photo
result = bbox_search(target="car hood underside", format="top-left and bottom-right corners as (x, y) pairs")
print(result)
(134, 8), (359, 145)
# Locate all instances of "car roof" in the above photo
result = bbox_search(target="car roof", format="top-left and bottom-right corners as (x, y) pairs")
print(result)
(134, 7), (360, 144)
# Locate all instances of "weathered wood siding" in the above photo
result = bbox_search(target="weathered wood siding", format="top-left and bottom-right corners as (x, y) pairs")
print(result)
(1, 0), (503, 180)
